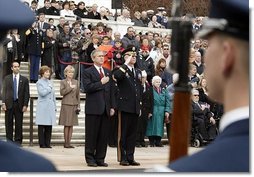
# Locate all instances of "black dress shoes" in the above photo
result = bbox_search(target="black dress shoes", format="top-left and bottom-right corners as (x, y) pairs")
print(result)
(120, 160), (130, 166)
(97, 162), (108, 167)
(40, 145), (47, 148)
(128, 160), (140, 166)
(155, 143), (164, 147)
(87, 162), (97, 167)
(141, 142), (148, 147)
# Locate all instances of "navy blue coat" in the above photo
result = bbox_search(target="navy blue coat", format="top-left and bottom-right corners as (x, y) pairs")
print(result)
(0, 140), (56, 172)
(168, 119), (249, 172)
(113, 64), (143, 115)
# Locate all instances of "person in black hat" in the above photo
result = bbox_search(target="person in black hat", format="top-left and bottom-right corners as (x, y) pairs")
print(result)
(150, 0), (249, 172)
(112, 46), (143, 166)
(0, 0), (56, 172)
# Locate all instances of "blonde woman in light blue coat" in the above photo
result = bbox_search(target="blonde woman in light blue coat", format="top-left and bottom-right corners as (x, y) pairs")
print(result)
(35, 66), (56, 148)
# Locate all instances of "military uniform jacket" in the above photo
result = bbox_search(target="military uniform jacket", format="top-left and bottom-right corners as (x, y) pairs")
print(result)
(26, 28), (43, 56)
(113, 64), (143, 115)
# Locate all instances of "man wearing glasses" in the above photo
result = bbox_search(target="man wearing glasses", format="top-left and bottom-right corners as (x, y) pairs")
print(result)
(191, 89), (216, 142)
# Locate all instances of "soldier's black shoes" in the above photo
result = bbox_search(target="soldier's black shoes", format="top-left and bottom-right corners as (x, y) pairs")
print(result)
(97, 162), (108, 167)
(87, 162), (97, 167)
(128, 160), (140, 166)
(120, 160), (130, 166)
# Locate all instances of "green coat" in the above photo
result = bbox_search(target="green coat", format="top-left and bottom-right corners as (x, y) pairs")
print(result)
(146, 88), (170, 137)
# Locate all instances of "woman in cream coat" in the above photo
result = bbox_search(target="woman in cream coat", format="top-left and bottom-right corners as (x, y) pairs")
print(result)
(59, 65), (80, 148)
(36, 66), (56, 148)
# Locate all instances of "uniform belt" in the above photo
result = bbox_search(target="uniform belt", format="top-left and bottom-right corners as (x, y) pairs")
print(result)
(7, 48), (13, 52)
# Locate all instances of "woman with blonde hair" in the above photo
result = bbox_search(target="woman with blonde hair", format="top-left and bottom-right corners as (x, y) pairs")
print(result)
(59, 65), (80, 148)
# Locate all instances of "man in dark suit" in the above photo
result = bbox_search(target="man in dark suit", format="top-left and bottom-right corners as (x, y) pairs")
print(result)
(0, 0), (56, 172)
(112, 46), (143, 166)
(191, 89), (217, 141)
(2, 62), (29, 145)
(83, 49), (115, 167)
(37, 13), (51, 37)
(151, 0), (249, 172)
(87, 4), (101, 19)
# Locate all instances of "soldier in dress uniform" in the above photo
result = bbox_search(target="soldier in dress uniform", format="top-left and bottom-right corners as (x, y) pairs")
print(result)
(26, 21), (44, 83)
(112, 46), (143, 166)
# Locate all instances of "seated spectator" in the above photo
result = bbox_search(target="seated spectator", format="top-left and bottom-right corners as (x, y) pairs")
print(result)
(87, 4), (101, 19)
(99, 6), (109, 20)
(148, 15), (164, 28)
(50, 0), (60, 16)
(117, 9), (131, 23)
(73, 1), (88, 18)
(60, 1), (76, 18)
(140, 11), (150, 27)
(132, 11), (145, 27)
(191, 89), (217, 141)
(37, 0), (52, 15)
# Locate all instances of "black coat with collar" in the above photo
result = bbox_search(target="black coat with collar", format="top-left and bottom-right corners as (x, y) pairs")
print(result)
(113, 64), (143, 115)
(83, 65), (113, 116)
(2, 74), (29, 110)
(191, 100), (213, 122)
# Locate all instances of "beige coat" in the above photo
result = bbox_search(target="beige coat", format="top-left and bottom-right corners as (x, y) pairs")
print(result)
(59, 79), (80, 126)
(60, 79), (80, 107)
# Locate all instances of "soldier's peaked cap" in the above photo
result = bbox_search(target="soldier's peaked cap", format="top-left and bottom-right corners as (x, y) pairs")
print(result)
(122, 46), (136, 55)
(197, 0), (249, 41)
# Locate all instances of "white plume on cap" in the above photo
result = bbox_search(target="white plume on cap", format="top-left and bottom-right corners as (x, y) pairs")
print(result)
(141, 70), (147, 77)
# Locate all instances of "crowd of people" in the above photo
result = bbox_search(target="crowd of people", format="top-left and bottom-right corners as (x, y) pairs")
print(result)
(3, 0), (247, 171)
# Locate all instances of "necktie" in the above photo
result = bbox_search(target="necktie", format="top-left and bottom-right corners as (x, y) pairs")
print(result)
(132, 68), (135, 77)
(99, 68), (104, 79)
(13, 75), (17, 101)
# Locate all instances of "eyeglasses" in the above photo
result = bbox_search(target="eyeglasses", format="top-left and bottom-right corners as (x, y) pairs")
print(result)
(86, 32), (91, 34)
(76, 32), (81, 34)
(163, 48), (169, 50)
(193, 95), (199, 96)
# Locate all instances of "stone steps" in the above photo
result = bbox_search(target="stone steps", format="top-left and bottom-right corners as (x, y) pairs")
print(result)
(0, 62), (169, 146)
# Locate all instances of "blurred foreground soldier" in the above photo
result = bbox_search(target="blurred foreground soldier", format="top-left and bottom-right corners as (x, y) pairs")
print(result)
(150, 0), (249, 172)
(0, 0), (56, 172)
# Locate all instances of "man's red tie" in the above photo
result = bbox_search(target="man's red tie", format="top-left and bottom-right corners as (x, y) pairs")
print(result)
(99, 68), (104, 79)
